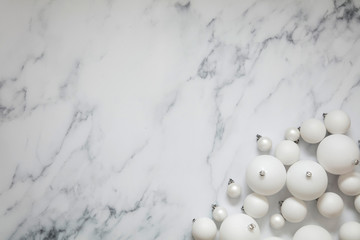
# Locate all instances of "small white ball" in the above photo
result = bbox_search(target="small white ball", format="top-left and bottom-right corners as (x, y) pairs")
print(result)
(257, 136), (272, 152)
(339, 221), (360, 240)
(213, 206), (228, 222)
(293, 225), (332, 240)
(243, 193), (269, 219)
(324, 110), (351, 134)
(281, 197), (307, 223)
(355, 195), (360, 213)
(285, 127), (300, 141)
(264, 237), (283, 240)
(219, 213), (261, 240)
(338, 171), (360, 196)
(227, 182), (241, 198)
(270, 214), (285, 230)
(246, 155), (286, 196)
(317, 192), (344, 218)
(275, 140), (300, 165)
(286, 160), (328, 201)
(317, 134), (359, 175)
(192, 217), (217, 240)
(300, 118), (326, 144)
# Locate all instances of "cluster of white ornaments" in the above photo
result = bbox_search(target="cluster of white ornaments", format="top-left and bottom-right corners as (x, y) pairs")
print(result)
(191, 110), (360, 240)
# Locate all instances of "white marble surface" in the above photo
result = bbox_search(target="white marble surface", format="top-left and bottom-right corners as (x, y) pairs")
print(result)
(1, 0), (360, 239)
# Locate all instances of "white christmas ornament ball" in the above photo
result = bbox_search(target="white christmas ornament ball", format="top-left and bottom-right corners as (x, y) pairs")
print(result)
(227, 181), (241, 198)
(192, 217), (217, 240)
(293, 225), (332, 240)
(339, 221), (360, 240)
(324, 110), (351, 134)
(264, 237), (283, 240)
(300, 118), (326, 144)
(286, 160), (328, 201)
(257, 136), (272, 152)
(317, 192), (344, 218)
(338, 171), (360, 196)
(285, 127), (300, 141)
(246, 155), (286, 196)
(317, 134), (359, 175)
(270, 214), (285, 229)
(355, 195), (360, 213)
(281, 197), (307, 223)
(275, 140), (300, 165)
(212, 206), (228, 222)
(219, 213), (260, 240)
(243, 193), (269, 219)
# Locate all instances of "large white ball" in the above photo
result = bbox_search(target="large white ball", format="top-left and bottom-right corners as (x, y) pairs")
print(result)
(192, 217), (217, 240)
(300, 118), (326, 144)
(243, 193), (269, 219)
(324, 110), (351, 134)
(338, 171), (360, 196)
(355, 195), (360, 213)
(339, 221), (360, 240)
(246, 155), (286, 196)
(219, 214), (260, 240)
(317, 192), (344, 218)
(317, 134), (359, 175)
(286, 160), (328, 201)
(281, 197), (307, 223)
(293, 225), (332, 240)
(275, 140), (300, 165)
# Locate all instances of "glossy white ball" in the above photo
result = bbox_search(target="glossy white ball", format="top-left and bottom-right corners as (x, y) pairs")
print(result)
(246, 155), (286, 196)
(324, 110), (351, 134)
(264, 237), (283, 240)
(219, 214), (260, 240)
(281, 197), (307, 223)
(270, 214), (285, 230)
(213, 206), (228, 222)
(293, 225), (332, 240)
(339, 221), (360, 240)
(286, 160), (328, 201)
(338, 171), (360, 196)
(355, 195), (360, 214)
(317, 192), (344, 218)
(243, 193), (269, 219)
(275, 140), (300, 165)
(192, 217), (217, 240)
(317, 134), (359, 175)
(257, 136), (272, 152)
(227, 182), (241, 198)
(300, 118), (326, 144)
(285, 127), (300, 141)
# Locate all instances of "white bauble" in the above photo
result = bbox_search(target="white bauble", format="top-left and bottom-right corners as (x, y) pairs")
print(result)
(324, 110), (351, 134)
(257, 136), (272, 152)
(275, 140), (300, 165)
(243, 193), (269, 219)
(264, 237), (283, 240)
(227, 182), (241, 198)
(355, 195), (360, 213)
(317, 134), (359, 175)
(338, 171), (360, 196)
(285, 127), (300, 141)
(192, 217), (217, 240)
(317, 192), (344, 218)
(246, 155), (286, 196)
(281, 197), (307, 223)
(219, 214), (260, 240)
(339, 221), (360, 240)
(293, 225), (332, 240)
(286, 160), (328, 201)
(213, 206), (228, 222)
(270, 214), (285, 230)
(300, 118), (326, 144)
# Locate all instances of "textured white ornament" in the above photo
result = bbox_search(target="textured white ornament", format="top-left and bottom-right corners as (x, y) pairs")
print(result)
(227, 179), (241, 198)
(338, 171), (360, 196)
(246, 155), (286, 196)
(339, 221), (360, 240)
(281, 197), (307, 223)
(300, 118), (326, 144)
(317, 192), (344, 218)
(212, 205), (228, 222)
(270, 214), (285, 230)
(257, 136), (272, 152)
(286, 160), (328, 201)
(324, 110), (351, 134)
(243, 193), (269, 219)
(275, 140), (300, 165)
(192, 217), (217, 240)
(285, 127), (300, 142)
(355, 195), (360, 214)
(317, 134), (359, 175)
(293, 225), (332, 240)
(219, 213), (261, 240)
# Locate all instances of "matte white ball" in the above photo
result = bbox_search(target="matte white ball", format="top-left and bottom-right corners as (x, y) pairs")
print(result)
(264, 237), (283, 240)
(219, 213), (260, 240)
(324, 110), (351, 134)
(243, 193), (269, 219)
(192, 217), (217, 240)
(227, 182), (241, 198)
(317, 134), (359, 175)
(339, 221), (360, 240)
(285, 127), (300, 141)
(286, 160), (328, 201)
(317, 192), (344, 218)
(300, 118), (326, 144)
(355, 195), (360, 213)
(281, 197), (307, 223)
(212, 206), (228, 222)
(275, 140), (300, 165)
(293, 225), (332, 240)
(270, 214), (285, 230)
(246, 155), (286, 196)
(257, 136), (272, 152)
(338, 171), (360, 196)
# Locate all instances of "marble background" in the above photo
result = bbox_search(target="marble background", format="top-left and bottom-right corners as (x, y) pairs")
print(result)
(1, 0), (360, 239)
